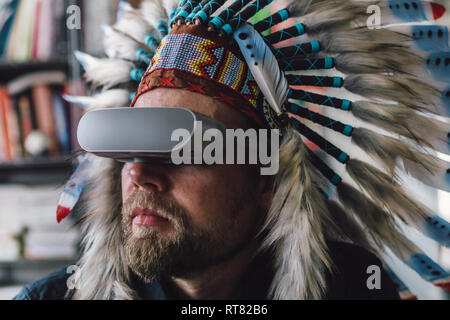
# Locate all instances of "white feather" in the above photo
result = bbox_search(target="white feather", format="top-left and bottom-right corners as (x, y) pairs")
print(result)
(162, 0), (179, 18)
(233, 24), (288, 115)
(141, 0), (167, 29)
(63, 95), (90, 109)
(102, 25), (143, 60)
(74, 51), (134, 89)
(74, 50), (98, 70)
(114, 9), (154, 43)
(63, 89), (131, 110)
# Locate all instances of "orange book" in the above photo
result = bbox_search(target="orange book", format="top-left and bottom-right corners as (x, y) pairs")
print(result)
(0, 87), (21, 161)
(0, 98), (4, 161)
(0, 87), (12, 161)
(31, 84), (60, 157)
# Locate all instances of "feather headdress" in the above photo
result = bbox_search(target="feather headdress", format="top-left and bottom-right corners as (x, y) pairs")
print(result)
(62, 0), (450, 300)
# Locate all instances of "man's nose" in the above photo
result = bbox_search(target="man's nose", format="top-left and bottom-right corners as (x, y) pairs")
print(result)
(125, 162), (169, 193)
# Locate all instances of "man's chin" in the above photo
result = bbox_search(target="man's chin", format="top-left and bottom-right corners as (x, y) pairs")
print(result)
(131, 222), (176, 240)
(130, 265), (162, 284)
(123, 237), (172, 280)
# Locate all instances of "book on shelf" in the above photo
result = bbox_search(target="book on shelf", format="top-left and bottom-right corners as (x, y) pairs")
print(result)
(0, 70), (74, 163)
(32, 83), (60, 157)
(17, 93), (33, 150)
(52, 89), (71, 156)
(6, 87), (21, 159)
(0, 86), (15, 161)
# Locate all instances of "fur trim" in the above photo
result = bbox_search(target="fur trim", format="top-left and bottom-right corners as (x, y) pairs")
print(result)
(262, 129), (333, 299)
(70, 158), (135, 299)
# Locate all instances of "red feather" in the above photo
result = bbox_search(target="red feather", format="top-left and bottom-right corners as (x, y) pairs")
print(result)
(430, 2), (446, 20)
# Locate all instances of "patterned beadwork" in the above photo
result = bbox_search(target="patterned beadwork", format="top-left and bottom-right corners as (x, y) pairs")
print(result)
(146, 32), (260, 108)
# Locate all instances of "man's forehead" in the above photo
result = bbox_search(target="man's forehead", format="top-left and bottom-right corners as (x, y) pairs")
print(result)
(133, 88), (254, 130)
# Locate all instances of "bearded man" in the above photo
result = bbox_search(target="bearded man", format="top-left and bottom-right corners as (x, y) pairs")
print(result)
(13, 86), (399, 300)
(13, 0), (450, 300)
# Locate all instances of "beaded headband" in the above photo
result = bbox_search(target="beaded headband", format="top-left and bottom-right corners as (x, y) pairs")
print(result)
(130, 24), (264, 126)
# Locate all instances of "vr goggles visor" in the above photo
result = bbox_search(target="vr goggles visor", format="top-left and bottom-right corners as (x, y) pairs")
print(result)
(77, 107), (228, 163)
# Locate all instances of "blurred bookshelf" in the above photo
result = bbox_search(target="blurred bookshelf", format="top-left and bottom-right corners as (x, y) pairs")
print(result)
(0, 0), (81, 173)
(0, 258), (75, 287)
(0, 60), (69, 85)
(0, 0), (119, 273)
(0, 157), (74, 185)
(0, 0), (119, 289)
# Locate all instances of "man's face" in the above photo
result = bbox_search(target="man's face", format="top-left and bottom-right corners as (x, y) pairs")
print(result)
(120, 89), (270, 282)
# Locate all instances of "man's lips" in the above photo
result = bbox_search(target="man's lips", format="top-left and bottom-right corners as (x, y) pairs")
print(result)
(131, 207), (169, 226)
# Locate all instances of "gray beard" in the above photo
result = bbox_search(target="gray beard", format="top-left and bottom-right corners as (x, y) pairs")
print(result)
(121, 191), (259, 282)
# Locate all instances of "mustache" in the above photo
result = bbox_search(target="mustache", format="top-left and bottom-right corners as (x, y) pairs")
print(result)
(122, 190), (188, 225)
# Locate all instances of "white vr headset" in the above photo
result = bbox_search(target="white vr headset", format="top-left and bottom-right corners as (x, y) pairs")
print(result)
(77, 107), (228, 163)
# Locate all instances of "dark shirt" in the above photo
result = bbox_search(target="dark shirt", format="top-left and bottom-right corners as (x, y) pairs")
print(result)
(12, 241), (400, 300)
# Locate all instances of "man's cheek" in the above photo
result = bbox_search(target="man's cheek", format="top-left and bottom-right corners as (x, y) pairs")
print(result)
(171, 182), (214, 227)
(121, 169), (134, 202)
